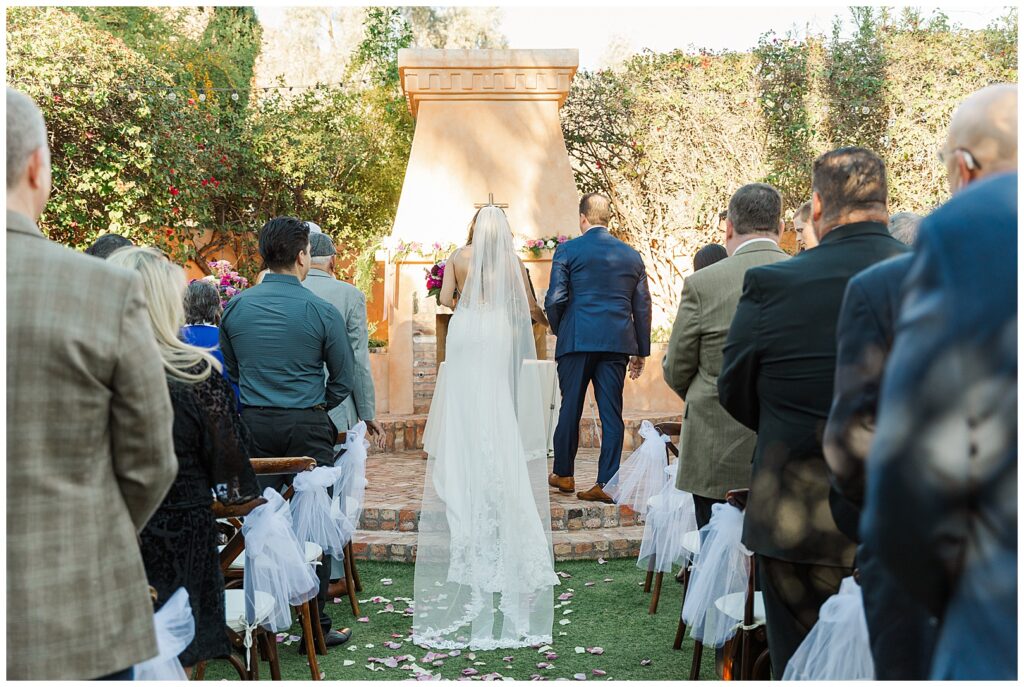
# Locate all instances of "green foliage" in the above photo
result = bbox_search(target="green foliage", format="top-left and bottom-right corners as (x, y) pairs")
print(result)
(823, 7), (888, 151)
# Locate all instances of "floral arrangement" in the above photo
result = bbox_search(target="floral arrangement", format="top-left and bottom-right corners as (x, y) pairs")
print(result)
(520, 235), (570, 258)
(200, 259), (249, 307)
(425, 260), (446, 306)
(381, 237), (456, 264)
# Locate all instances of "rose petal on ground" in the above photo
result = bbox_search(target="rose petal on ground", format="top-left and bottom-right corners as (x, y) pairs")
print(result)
(557, 592), (574, 601)
(536, 645), (552, 653)
(597, 557), (607, 564)
(357, 617), (370, 623)
(603, 578), (613, 583)
(347, 645), (358, 652)
(592, 669), (606, 677)
(556, 571), (572, 578)
(365, 644), (375, 649)
(384, 641), (402, 649)
(275, 633), (286, 643)
(558, 632), (568, 636)
(449, 649), (462, 657)
(343, 660), (355, 667)
(530, 675), (544, 681)
(575, 647), (586, 654)
(383, 658), (400, 669)
(563, 609), (574, 615)
(370, 596), (386, 603)
(333, 597), (342, 604)
(586, 647), (605, 655)
(574, 673), (587, 681)
(584, 582), (596, 587)
(468, 652), (477, 660)
(473, 662), (487, 666)
(381, 578), (394, 585)
(392, 633), (404, 638)
(544, 652), (558, 660)
(462, 668), (479, 676)
(640, 659), (652, 666)
(432, 661), (444, 667)
(536, 662), (551, 669)
(502, 656), (514, 662)
(559, 619), (572, 625)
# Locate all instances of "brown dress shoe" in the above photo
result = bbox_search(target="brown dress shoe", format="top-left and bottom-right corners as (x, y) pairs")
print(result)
(548, 473), (575, 493)
(328, 579), (348, 597)
(577, 484), (614, 503)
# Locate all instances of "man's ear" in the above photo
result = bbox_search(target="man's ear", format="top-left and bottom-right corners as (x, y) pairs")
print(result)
(777, 219), (785, 235)
(725, 218), (734, 242)
(25, 148), (46, 190)
(811, 191), (823, 223)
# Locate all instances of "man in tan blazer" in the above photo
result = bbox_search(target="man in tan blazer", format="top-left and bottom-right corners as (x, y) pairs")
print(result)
(6, 88), (177, 680)
(662, 183), (789, 527)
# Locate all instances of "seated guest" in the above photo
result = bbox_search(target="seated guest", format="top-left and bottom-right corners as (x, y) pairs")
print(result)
(7, 87), (176, 681)
(181, 279), (240, 404)
(692, 243), (727, 272)
(108, 246), (260, 674)
(886, 211), (921, 245)
(84, 232), (133, 259)
(718, 147), (908, 677)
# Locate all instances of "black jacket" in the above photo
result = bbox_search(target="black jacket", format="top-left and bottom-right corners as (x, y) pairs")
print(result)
(718, 221), (908, 566)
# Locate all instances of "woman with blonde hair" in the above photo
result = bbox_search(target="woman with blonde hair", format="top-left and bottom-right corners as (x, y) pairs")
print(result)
(107, 246), (259, 671)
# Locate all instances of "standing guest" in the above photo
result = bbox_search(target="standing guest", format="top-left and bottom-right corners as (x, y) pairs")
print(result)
(182, 279), (239, 403)
(663, 185), (788, 529)
(691, 243), (728, 272)
(822, 235), (935, 678)
(219, 216), (356, 651)
(302, 231), (385, 446)
(718, 147), (908, 677)
(6, 87), (177, 680)
(793, 199), (818, 251)
(863, 83), (1017, 680)
(109, 247), (260, 674)
(85, 232), (133, 258)
(886, 210), (922, 245)
(545, 192), (652, 503)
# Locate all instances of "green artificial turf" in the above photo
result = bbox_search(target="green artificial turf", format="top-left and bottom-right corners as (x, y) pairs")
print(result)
(200, 558), (718, 681)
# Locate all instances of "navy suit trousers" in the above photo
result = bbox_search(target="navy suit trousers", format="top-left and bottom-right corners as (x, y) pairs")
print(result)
(552, 351), (628, 485)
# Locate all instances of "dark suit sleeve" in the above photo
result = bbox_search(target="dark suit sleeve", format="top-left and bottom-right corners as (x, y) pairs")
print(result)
(861, 231), (966, 616)
(544, 244), (570, 335)
(219, 302), (239, 385)
(632, 259), (653, 357)
(823, 279), (887, 507)
(718, 269), (763, 431)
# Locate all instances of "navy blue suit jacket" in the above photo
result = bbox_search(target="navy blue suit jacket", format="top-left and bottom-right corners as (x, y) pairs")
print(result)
(862, 173), (1017, 679)
(544, 227), (652, 359)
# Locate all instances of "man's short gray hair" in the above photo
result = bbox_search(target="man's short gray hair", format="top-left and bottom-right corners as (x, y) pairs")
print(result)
(7, 88), (49, 190)
(888, 211), (922, 246)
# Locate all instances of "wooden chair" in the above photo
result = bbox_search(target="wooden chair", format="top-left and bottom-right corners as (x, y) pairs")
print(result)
(685, 488), (770, 681)
(640, 422), (681, 614)
(336, 429), (365, 600)
(213, 457), (328, 681)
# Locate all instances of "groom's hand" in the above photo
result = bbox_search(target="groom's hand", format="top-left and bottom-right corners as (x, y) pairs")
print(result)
(628, 356), (646, 380)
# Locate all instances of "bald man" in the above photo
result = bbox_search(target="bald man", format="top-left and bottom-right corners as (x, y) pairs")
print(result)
(861, 84), (1017, 679)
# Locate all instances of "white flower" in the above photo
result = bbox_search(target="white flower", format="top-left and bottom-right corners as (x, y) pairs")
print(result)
(545, 239), (556, 249)
(782, 102), (791, 111)
(862, 106), (871, 114)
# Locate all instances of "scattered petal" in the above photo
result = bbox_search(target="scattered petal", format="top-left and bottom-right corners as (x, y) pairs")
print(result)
(587, 647), (605, 655)
(563, 609), (574, 615)
(575, 647), (586, 654)
(357, 617), (370, 623)
(468, 652), (477, 660)
(530, 675), (545, 681)
(347, 645), (359, 652)
(544, 652), (558, 660)
(558, 592), (574, 601)
(603, 578), (613, 583)
(381, 578), (394, 586)
(289, 634), (300, 642)
(432, 661), (445, 667)
(556, 571), (572, 579)
(384, 641), (402, 649)
(392, 633), (405, 638)
(597, 557), (607, 565)
(502, 656), (515, 662)
(333, 597), (343, 604)
(592, 669), (607, 677)
(584, 582), (596, 587)
(364, 644), (375, 649)
(559, 619), (572, 625)
(536, 662), (551, 669)
(462, 668), (479, 676)
(383, 657), (400, 669)
(640, 659), (652, 666)
(343, 660), (355, 667)
(574, 674), (587, 681)
(558, 632), (568, 636)
(370, 596), (387, 603)
(536, 645), (553, 653)
(449, 649), (462, 657)
(473, 661), (487, 666)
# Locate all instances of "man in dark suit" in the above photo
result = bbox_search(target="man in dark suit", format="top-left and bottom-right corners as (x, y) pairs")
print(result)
(718, 147), (908, 677)
(545, 192), (652, 503)
(862, 84), (1017, 680)
(823, 250), (938, 679)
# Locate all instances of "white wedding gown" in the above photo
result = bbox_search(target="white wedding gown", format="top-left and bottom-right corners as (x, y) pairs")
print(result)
(412, 207), (558, 650)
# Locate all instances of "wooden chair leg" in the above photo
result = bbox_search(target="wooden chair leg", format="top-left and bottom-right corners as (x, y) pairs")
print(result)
(248, 636), (260, 682)
(297, 604), (322, 680)
(311, 598), (329, 655)
(192, 661), (207, 680)
(347, 542), (363, 592)
(689, 639), (703, 681)
(222, 653), (249, 680)
(752, 649), (771, 681)
(643, 569), (654, 593)
(264, 629), (282, 681)
(672, 565), (691, 650)
(343, 552), (361, 616)
(648, 571), (664, 614)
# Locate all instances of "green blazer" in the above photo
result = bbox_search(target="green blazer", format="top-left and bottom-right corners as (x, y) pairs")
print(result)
(662, 239), (789, 498)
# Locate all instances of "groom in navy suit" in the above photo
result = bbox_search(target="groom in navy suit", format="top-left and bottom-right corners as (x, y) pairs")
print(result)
(545, 193), (652, 503)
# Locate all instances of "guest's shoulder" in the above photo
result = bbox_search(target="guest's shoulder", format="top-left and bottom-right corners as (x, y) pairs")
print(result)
(850, 253), (913, 291)
(924, 172), (1017, 243)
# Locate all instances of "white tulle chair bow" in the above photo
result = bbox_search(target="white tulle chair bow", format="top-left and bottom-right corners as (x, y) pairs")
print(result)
(292, 465), (354, 557)
(133, 587), (195, 680)
(681, 501), (751, 647)
(333, 421), (370, 532)
(783, 576), (875, 680)
(637, 463), (699, 574)
(242, 488), (320, 633)
(605, 420), (671, 517)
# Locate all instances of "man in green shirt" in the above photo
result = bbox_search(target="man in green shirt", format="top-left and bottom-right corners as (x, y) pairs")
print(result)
(220, 215), (356, 650)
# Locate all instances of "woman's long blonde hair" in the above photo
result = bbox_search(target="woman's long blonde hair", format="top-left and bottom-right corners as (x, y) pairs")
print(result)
(107, 246), (220, 384)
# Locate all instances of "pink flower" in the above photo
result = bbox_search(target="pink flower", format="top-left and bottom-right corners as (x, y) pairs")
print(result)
(220, 275), (231, 286)
(558, 235), (568, 243)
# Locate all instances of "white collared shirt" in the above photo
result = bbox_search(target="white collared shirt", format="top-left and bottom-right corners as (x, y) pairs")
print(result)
(735, 237), (779, 252)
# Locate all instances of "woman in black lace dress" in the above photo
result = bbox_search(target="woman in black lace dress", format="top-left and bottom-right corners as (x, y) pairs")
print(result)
(108, 247), (259, 669)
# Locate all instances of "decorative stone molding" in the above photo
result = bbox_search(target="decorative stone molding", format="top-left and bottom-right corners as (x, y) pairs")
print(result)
(398, 48), (578, 116)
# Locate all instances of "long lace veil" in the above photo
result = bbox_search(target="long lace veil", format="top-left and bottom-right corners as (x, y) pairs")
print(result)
(413, 206), (556, 650)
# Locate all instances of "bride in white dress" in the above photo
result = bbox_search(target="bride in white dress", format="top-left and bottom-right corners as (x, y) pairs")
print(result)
(412, 205), (559, 650)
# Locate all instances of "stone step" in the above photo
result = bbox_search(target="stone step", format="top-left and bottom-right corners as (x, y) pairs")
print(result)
(350, 525), (646, 563)
(371, 412), (681, 453)
(359, 502), (643, 533)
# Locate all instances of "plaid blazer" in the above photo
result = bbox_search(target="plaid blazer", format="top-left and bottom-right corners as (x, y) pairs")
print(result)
(662, 240), (789, 498)
(6, 211), (177, 679)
